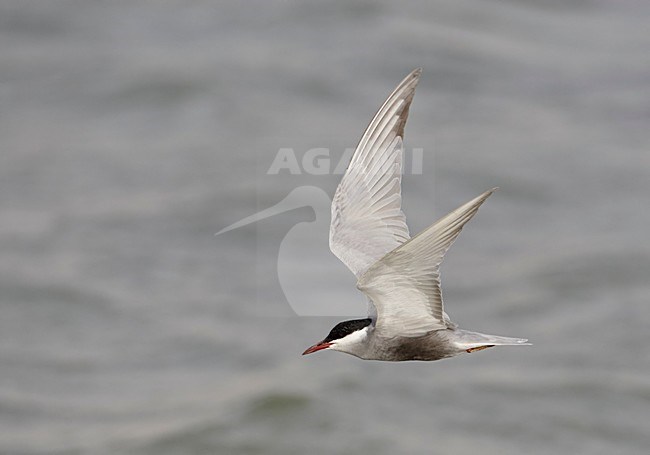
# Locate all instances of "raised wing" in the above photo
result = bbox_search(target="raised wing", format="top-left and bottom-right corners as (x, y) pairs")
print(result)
(329, 68), (421, 278)
(357, 189), (497, 338)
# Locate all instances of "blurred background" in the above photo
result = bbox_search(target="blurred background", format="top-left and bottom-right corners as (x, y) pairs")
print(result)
(1, 1), (649, 454)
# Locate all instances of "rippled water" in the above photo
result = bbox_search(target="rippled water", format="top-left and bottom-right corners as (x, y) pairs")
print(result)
(1, 1), (649, 454)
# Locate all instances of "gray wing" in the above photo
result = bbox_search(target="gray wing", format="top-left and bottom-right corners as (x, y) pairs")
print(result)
(329, 68), (421, 278)
(357, 189), (497, 338)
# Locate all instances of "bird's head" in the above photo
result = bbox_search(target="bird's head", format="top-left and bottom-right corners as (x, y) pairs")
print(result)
(302, 318), (372, 356)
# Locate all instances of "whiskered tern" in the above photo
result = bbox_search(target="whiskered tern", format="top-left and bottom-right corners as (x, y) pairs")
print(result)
(303, 68), (529, 361)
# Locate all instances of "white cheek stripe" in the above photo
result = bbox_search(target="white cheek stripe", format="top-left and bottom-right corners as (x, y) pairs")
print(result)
(330, 327), (369, 351)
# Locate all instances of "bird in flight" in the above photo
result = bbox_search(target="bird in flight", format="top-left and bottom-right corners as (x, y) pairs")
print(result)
(303, 68), (529, 361)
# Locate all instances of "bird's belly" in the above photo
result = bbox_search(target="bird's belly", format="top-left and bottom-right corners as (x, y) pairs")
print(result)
(368, 331), (460, 361)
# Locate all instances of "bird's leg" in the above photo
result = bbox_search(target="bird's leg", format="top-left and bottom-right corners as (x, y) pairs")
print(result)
(466, 345), (495, 353)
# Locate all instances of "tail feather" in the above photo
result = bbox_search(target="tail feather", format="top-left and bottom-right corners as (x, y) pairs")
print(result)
(453, 330), (530, 351)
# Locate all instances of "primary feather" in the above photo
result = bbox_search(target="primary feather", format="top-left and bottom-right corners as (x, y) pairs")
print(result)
(329, 68), (421, 278)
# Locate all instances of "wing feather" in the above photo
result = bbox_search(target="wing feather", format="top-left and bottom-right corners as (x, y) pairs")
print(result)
(329, 69), (421, 278)
(357, 189), (497, 338)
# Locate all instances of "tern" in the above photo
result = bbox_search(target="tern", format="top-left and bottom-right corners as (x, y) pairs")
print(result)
(303, 68), (529, 361)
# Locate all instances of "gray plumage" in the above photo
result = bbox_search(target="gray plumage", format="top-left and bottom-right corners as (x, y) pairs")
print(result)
(303, 69), (529, 361)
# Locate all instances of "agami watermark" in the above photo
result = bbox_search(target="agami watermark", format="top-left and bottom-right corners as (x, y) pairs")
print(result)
(267, 147), (424, 175)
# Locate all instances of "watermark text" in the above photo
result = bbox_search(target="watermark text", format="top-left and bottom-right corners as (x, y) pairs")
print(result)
(267, 147), (424, 175)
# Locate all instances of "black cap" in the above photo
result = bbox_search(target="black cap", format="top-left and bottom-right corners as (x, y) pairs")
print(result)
(323, 318), (372, 342)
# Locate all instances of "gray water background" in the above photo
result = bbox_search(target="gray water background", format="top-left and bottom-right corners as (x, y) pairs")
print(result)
(1, 1), (650, 454)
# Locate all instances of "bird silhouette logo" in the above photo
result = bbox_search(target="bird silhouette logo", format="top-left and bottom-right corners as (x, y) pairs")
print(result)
(216, 186), (365, 316)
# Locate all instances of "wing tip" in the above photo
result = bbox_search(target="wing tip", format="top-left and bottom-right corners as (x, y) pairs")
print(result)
(409, 67), (423, 79)
(404, 68), (422, 90)
(479, 187), (499, 202)
(394, 69), (422, 138)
